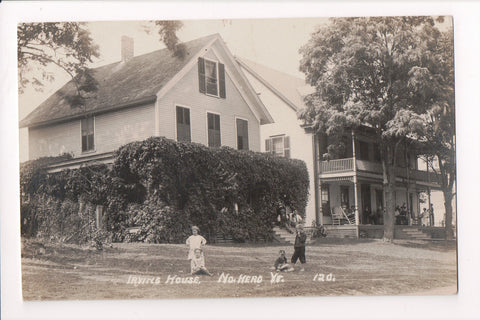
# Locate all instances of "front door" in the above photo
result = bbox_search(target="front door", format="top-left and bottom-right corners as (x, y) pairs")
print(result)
(340, 186), (350, 209)
(361, 184), (371, 224)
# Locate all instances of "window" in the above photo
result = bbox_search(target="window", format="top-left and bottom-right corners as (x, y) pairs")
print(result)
(321, 184), (330, 216)
(373, 143), (381, 162)
(357, 140), (370, 160)
(265, 135), (290, 158)
(81, 117), (94, 152)
(176, 106), (191, 142)
(207, 112), (221, 147)
(236, 118), (249, 150)
(205, 60), (218, 96)
(198, 57), (226, 98)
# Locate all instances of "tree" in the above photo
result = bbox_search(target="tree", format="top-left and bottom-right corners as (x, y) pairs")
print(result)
(142, 20), (186, 58)
(154, 21), (186, 58)
(17, 22), (100, 106)
(298, 17), (451, 241)
(408, 27), (455, 239)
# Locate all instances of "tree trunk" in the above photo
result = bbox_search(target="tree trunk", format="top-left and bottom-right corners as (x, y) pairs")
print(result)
(382, 143), (397, 242)
(383, 168), (396, 242)
(444, 190), (454, 240)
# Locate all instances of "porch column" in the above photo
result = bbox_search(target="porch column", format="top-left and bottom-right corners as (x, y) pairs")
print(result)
(352, 130), (360, 237)
(312, 133), (322, 225)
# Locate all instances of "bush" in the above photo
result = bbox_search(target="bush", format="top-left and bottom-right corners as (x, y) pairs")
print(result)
(113, 137), (309, 242)
(20, 137), (309, 244)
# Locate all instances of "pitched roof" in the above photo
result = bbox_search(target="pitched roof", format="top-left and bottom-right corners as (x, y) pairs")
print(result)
(20, 34), (218, 128)
(235, 57), (314, 112)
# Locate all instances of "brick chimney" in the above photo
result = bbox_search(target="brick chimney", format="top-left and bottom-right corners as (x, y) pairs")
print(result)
(121, 36), (134, 62)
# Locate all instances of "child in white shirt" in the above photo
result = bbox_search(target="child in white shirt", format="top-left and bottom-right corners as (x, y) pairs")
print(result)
(190, 248), (213, 276)
(186, 226), (207, 260)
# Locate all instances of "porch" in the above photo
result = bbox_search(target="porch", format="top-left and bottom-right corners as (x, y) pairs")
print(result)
(322, 225), (447, 240)
(319, 177), (429, 226)
(319, 158), (439, 186)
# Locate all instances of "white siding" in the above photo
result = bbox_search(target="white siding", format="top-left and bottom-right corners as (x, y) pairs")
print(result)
(28, 103), (155, 159)
(95, 103), (155, 154)
(29, 121), (81, 159)
(242, 70), (316, 225)
(156, 48), (261, 151)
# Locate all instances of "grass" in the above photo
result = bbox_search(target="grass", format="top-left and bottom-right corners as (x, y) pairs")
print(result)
(21, 238), (457, 300)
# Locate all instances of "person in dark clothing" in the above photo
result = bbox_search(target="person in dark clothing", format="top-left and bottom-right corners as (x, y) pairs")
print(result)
(291, 224), (307, 271)
(274, 250), (294, 272)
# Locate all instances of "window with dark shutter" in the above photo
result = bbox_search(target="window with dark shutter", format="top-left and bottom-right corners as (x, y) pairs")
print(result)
(198, 57), (206, 94)
(236, 118), (249, 150)
(265, 135), (290, 158)
(265, 138), (272, 153)
(81, 117), (94, 152)
(198, 58), (226, 98)
(207, 112), (221, 147)
(219, 63), (226, 98)
(284, 136), (290, 159)
(176, 106), (191, 142)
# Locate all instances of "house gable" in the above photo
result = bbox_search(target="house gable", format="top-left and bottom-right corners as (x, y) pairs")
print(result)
(154, 35), (273, 128)
(155, 46), (263, 151)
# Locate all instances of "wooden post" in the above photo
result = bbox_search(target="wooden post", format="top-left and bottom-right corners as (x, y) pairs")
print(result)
(95, 205), (104, 229)
(352, 130), (360, 238)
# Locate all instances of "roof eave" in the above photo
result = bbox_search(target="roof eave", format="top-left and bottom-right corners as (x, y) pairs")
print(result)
(20, 95), (157, 129)
(235, 57), (299, 113)
(210, 42), (274, 124)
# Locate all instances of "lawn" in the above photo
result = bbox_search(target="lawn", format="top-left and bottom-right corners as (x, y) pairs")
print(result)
(21, 238), (457, 300)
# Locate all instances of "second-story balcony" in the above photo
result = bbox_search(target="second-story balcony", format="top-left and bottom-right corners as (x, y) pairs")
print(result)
(319, 158), (440, 186)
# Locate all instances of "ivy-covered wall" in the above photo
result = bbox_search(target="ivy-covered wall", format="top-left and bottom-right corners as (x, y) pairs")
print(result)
(20, 137), (309, 244)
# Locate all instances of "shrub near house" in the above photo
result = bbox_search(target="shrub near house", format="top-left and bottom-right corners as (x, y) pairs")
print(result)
(21, 137), (309, 244)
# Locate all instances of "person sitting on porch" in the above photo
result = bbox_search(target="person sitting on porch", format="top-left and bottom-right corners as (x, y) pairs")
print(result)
(363, 206), (373, 224)
(420, 208), (428, 226)
(395, 205), (408, 225)
(291, 210), (303, 227)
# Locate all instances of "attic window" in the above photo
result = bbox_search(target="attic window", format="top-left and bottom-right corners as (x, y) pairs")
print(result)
(198, 57), (226, 98)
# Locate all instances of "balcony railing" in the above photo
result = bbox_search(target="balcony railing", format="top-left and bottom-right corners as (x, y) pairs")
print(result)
(320, 158), (354, 173)
(320, 158), (439, 184)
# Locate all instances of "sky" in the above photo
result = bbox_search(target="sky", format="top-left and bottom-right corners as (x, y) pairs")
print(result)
(18, 18), (327, 162)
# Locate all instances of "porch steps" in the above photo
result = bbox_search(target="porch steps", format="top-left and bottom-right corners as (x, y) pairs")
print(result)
(272, 226), (296, 244)
(395, 228), (432, 240)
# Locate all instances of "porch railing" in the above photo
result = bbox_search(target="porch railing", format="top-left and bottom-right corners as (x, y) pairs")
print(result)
(321, 158), (439, 184)
(320, 158), (354, 173)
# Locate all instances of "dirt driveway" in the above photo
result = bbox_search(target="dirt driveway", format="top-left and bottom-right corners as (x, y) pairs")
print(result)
(21, 238), (457, 300)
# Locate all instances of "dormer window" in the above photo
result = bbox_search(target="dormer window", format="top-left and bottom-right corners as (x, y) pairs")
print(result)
(198, 57), (226, 98)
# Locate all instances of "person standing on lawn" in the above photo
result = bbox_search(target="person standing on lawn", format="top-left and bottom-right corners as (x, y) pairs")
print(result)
(186, 226), (207, 260)
(291, 223), (307, 271)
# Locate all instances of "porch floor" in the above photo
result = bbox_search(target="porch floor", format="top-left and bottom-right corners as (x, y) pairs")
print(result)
(323, 225), (447, 240)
